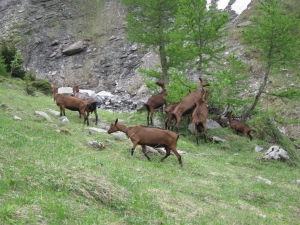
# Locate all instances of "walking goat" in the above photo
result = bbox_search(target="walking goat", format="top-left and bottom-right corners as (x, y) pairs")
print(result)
(107, 119), (183, 166)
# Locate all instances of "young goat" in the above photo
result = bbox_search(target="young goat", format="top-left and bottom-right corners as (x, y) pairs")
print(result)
(145, 81), (168, 126)
(107, 119), (183, 166)
(224, 110), (254, 140)
(192, 90), (212, 144)
(172, 78), (209, 133)
(73, 84), (98, 125)
(54, 94), (92, 125)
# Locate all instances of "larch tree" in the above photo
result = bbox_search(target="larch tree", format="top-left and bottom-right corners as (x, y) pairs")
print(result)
(241, 0), (300, 121)
(168, 0), (229, 76)
(122, 0), (179, 84)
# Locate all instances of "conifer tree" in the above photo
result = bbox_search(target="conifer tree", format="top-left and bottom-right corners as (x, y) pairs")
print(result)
(122, 0), (179, 84)
(169, 0), (229, 76)
(241, 0), (300, 120)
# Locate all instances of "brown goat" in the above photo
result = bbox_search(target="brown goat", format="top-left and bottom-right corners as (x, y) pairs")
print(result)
(192, 90), (212, 144)
(224, 110), (254, 140)
(107, 119), (183, 166)
(73, 84), (98, 125)
(51, 85), (59, 100)
(164, 102), (179, 130)
(172, 78), (209, 133)
(54, 94), (92, 125)
(145, 81), (168, 126)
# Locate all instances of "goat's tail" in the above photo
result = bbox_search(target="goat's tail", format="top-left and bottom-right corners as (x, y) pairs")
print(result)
(195, 121), (204, 132)
(177, 133), (186, 140)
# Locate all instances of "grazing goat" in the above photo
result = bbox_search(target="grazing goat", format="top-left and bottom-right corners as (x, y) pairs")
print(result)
(54, 94), (92, 125)
(224, 110), (254, 140)
(172, 78), (209, 133)
(192, 90), (212, 144)
(73, 84), (98, 125)
(145, 81), (168, 126)
(107, 119), (183, 166)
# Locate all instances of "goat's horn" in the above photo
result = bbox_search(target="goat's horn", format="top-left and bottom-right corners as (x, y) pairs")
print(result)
(115, 119), (118, 124)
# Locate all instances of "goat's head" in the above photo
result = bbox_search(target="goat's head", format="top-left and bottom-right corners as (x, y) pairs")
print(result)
(198, 78), (209, 88)
(51, 85), (59, 96)
(107, 119), (120, 134)
(156, 80), (165, 90)
(224, 109), (233, 118)
(73, 84), (80, 93)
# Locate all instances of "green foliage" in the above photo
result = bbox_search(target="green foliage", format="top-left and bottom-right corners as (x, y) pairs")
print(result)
(0, 41), (26, 79)
(0, 56), (8, 78)
(242, 0), (300, 69)
(268, 87), (300, 100)
(30, 78), (53, 95)
(23, 70), (51, 96)
(168, 0), (229, 74)
(210, 53), (252, 114)
(166, 70), (197, 104)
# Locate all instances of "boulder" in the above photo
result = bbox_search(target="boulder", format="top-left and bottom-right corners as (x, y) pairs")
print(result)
(62, 41), (86, 56)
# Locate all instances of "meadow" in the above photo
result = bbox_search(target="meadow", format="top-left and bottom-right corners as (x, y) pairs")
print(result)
(0, 79), (299, 225)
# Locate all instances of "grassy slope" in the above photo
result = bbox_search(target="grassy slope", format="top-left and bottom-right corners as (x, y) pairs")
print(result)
(0, 79), (299, 225)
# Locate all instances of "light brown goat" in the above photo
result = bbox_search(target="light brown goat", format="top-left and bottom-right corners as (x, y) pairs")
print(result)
(192, 90), (212, 144)
(224, 110), (254, 140)
(145, 81), (168, 126)
(172, 78), (209, 133)
(54, 94), (92, 125)
(107, 119), (183, 166)
(73, 84), (98, 125)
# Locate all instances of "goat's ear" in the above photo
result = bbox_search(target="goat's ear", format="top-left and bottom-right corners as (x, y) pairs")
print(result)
(115, 119), (118, 124)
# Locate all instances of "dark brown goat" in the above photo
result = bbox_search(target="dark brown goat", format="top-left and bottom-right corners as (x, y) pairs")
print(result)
(145, 81), (168, 126)
(192, 90), (212, 144)
(107, 119), (183, 166)
(172, 78), (209, 133)
(54, 94), (92, 125)
(73, 84), (98, 125)
(224, 110), (254, 140)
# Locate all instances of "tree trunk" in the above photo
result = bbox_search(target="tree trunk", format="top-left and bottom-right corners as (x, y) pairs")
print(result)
(159, 44), (169, 85)
(241, 62), (271, 121)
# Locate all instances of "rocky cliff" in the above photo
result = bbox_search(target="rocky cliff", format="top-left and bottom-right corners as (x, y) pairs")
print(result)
(0, 0), (159, 97)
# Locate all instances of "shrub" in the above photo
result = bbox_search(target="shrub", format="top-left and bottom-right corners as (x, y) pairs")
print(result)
(30, 78), (52, 95)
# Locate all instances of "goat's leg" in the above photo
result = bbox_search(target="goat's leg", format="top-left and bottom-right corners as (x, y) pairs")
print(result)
(60, 106), (66, 116)
(131, 142), (138, 156)
(195, 126), (199, 145)
(150, 110), (154, 125)
(203, 125), (207, 143)
(159, 147), (171, 163)
(146, 111), (150, 126)
(141, 145), (151, 161)
(94, 110), (98, 125)
(246, 131), (253, 140)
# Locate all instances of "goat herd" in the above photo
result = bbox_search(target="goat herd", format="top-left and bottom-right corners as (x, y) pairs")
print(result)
(52, 78), (254, 166)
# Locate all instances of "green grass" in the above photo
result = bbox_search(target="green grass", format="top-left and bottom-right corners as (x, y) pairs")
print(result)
(0, 79), (300, 224)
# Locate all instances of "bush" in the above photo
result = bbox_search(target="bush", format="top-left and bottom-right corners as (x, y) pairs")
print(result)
(30, 78), (52, 95)
(0, 56), (8, 78)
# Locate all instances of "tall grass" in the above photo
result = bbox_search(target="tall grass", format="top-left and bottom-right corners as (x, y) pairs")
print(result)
(0, 79), (299, 224)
